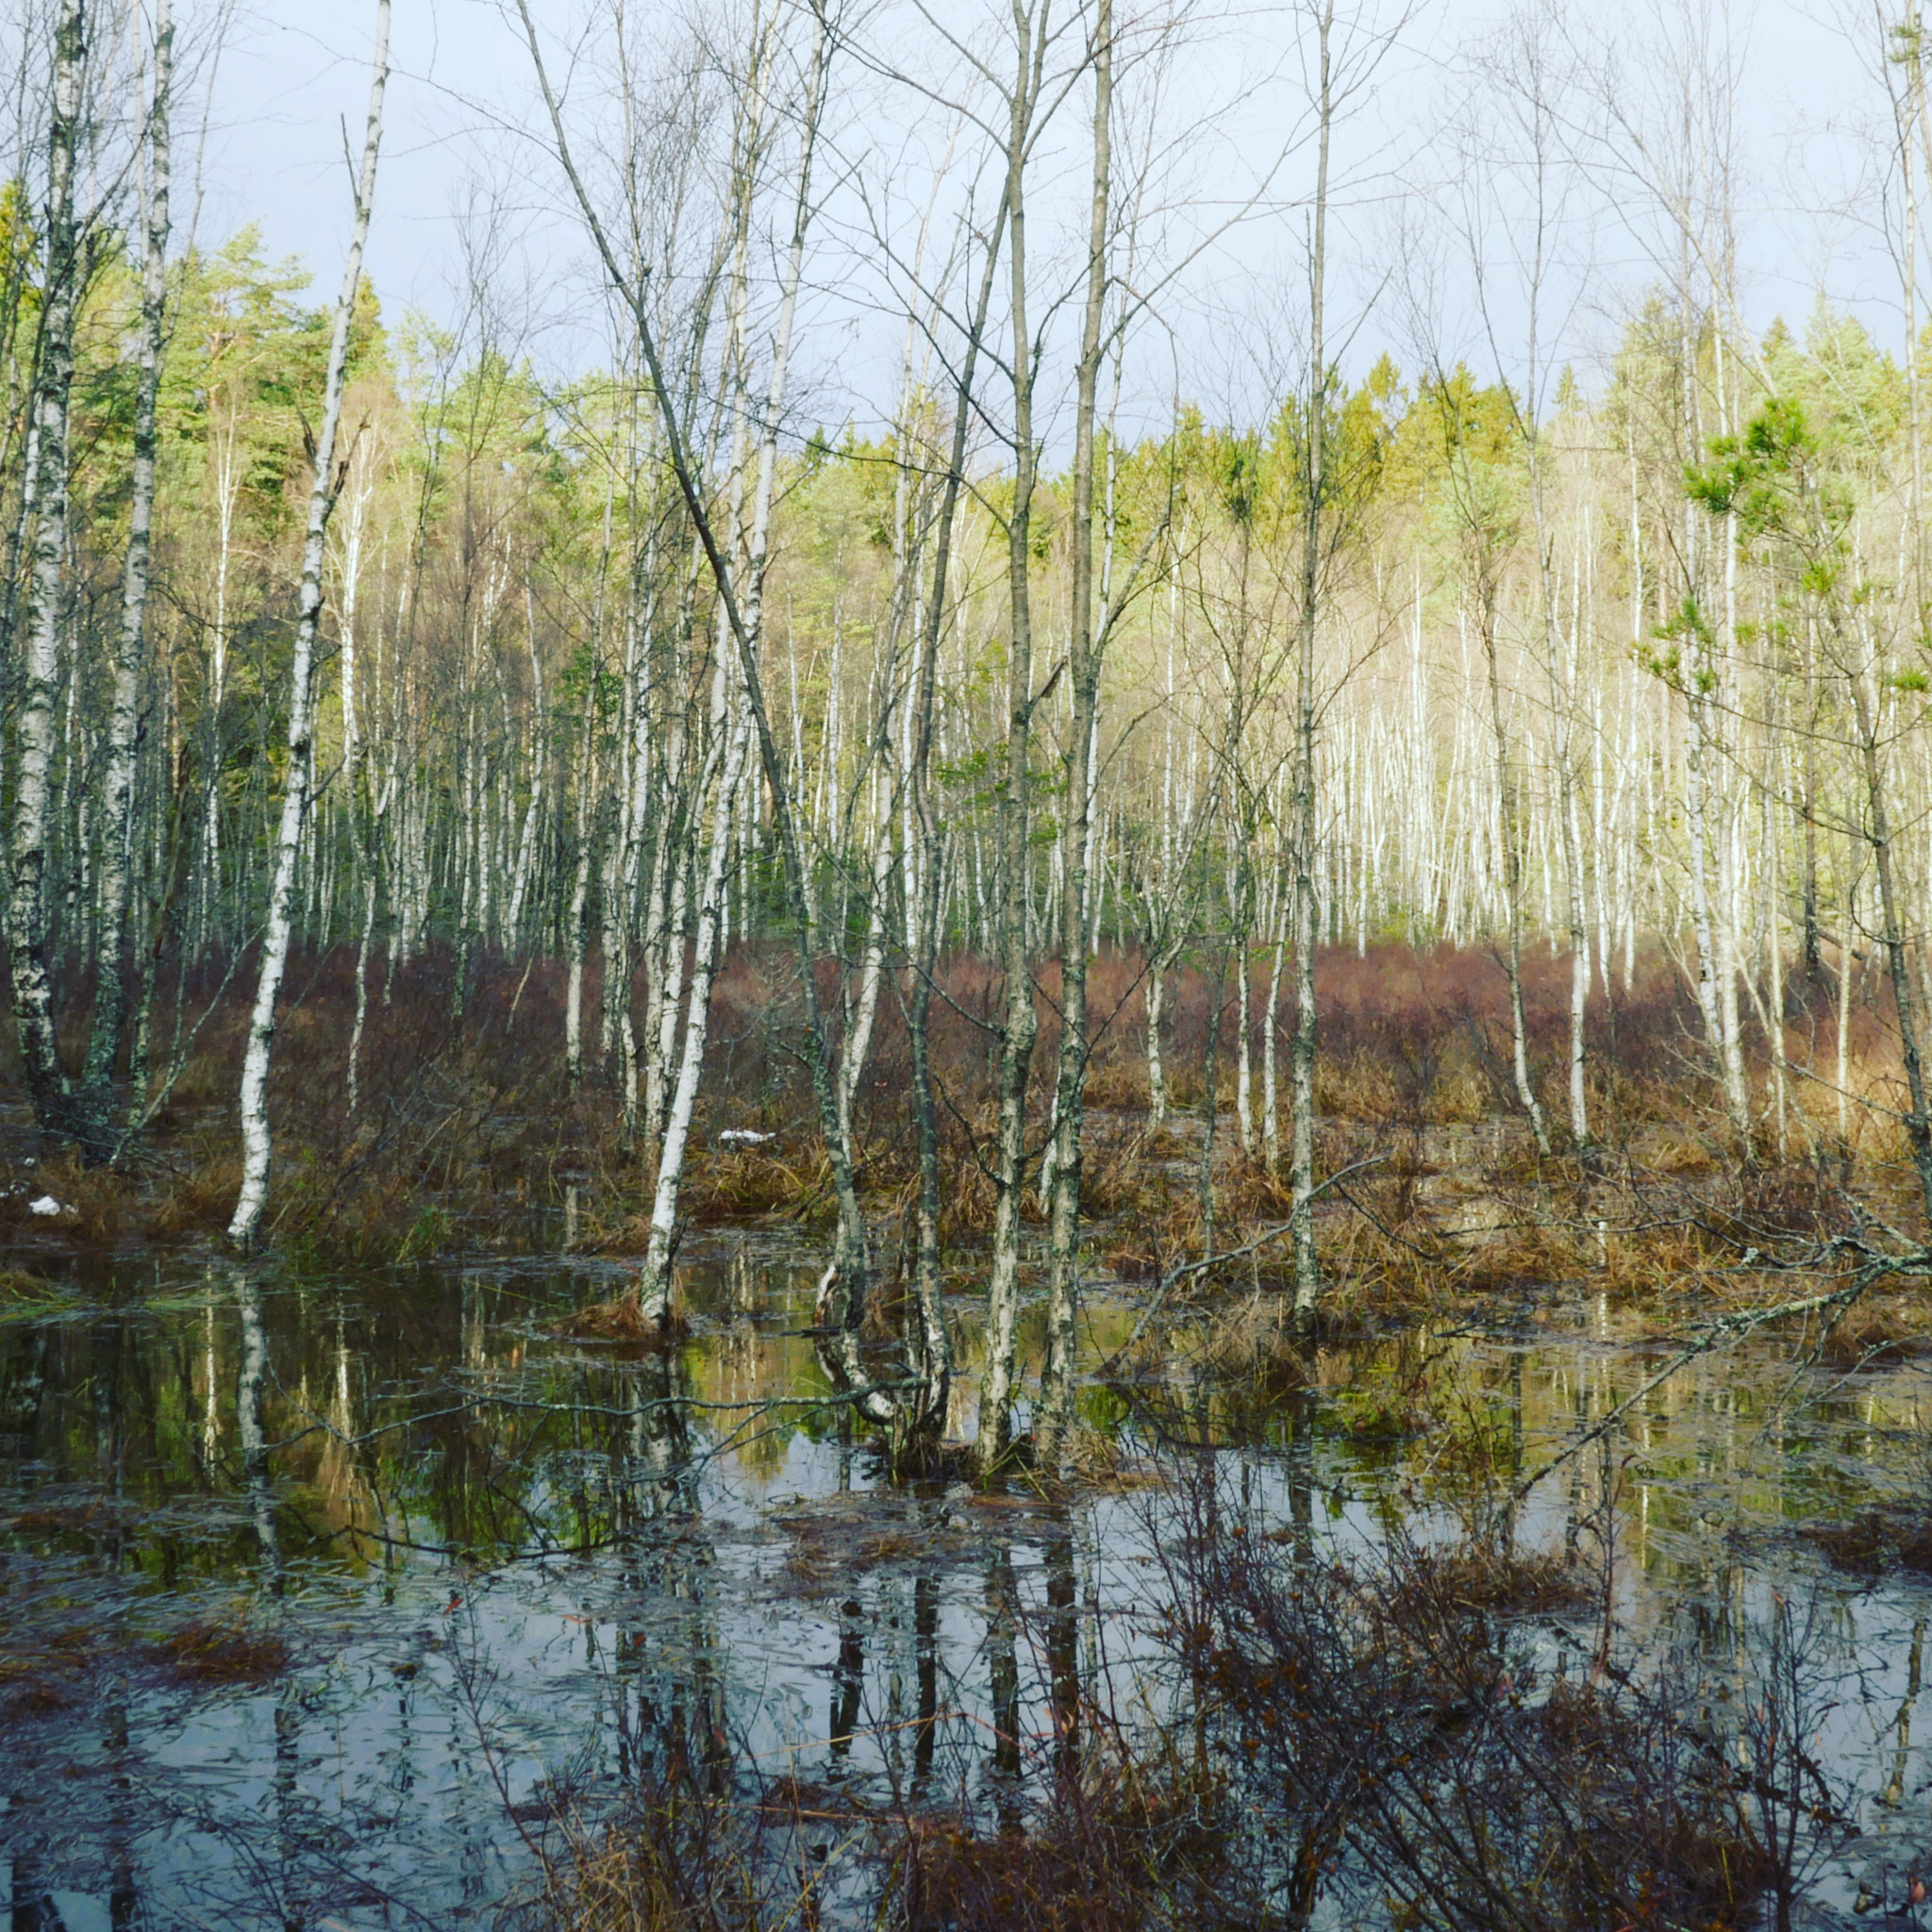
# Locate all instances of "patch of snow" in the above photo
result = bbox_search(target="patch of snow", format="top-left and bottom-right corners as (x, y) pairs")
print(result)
(717, 1129), (774, 1147)
(27, 1194), (64, 1216)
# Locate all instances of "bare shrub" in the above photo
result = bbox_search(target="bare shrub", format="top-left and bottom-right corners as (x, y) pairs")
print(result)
(1150, 1467), (1777, 1931)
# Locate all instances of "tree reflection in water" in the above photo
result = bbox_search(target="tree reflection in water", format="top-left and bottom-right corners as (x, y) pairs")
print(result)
(5, 1244), (1932, 1926)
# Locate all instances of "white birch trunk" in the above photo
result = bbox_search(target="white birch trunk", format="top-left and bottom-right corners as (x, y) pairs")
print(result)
(80, 0), (172, 1153)
(7, 0), (86, 1135)
(227, 1), (389, 1247)
(639, 663), (746, 1321)
(1262, 926), (1285, 1169)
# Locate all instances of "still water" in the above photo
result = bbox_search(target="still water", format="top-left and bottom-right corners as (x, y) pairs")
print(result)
(5, 1226), (1932, 1927)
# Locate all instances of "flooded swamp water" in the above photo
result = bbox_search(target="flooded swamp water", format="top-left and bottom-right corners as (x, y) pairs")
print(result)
(6, 1216), (1932, 1928)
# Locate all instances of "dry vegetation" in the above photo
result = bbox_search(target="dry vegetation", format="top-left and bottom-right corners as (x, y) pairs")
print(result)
(0, 1588), (290, 1724)
(12, 937), (1926, 1347)
(8, 934), (1911, 1932)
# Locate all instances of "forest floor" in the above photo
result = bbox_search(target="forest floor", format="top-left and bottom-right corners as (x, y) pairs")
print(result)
(5, 937), (1925, 1330)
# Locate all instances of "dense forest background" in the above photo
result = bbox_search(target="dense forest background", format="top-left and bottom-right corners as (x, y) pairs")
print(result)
(6, 0), (1932, 1468)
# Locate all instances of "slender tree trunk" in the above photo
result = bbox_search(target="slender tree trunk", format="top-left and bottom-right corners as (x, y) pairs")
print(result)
(979, 6), (1048, 1474)
(836, 845), (891, 1158)
(1838, 872), (1856, 1152)
(1529, 507), (1590, 1154)
(227, 0), (389, 1248)
(505, 582), (548, 946)
(1802, 616), (1821, 975)
(1262, 921), (1285, 1169)
(1480, 598), (1551, 1157)
(1235, 899), (1255, 1157)
(1682, 625), (1750, 1145)
(1146, 955), (1168, 1130)
(8, 0), (87, 1140)
(1852, 669), (1932, 1223)
(640, 664), (744, 1320)
(1288, 2), (1336, 1330)
(565, 676), (596, 1092)
(79, 0), (172, 1156)
(526, 0), (952, 1425)
(1038, 0), (1112, 1465)
(616, 529), (657, 1145)
(900, 205), (1012, 1458)
(348, 869), (377, 1119)
(644, 754), (688, 1142)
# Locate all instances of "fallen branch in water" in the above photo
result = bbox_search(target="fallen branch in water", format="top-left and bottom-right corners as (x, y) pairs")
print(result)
(1512, 1243), (1932, 1500)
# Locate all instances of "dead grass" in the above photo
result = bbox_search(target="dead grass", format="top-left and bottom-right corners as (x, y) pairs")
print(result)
(1083, 1055), (1149, 1112)
(1818, 1297), (1927, 1367)
(1393, 1543), (1595, 1617)
(891, 1759), (1221, 1932)
(1187, 1294), (1310, 1380)
(681, 1144), (836, 1224)
(0, 1615), (98, 1720)
(553, 1290), (676, 1341)
(0, 1265), (63, 1315)
(1313, 1053), (1405, 1120)
(3, 937), (1919, 1312)
(0, 1604), (289, 1725)
(1806, 1506), (1932, 1576)
(148, 1615), (290, 1684)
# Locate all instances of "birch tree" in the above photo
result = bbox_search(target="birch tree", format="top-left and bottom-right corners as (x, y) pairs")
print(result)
(975, 0), (1055, 1474)
(80, 0), (172, 1156)
(1286, 0), (1336, 1328)
(7, 0), (89, 1141)
(228, 0), (391, 1247)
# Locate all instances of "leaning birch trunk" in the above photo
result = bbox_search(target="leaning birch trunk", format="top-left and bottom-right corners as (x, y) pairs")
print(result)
(227, 0), (389, 1249)
(646, 772), (691, 1143)
(897, 202), (1011, 1458)
(523, 0), (889, 1421)
(78, 0), (171, 1158)
(638, 663), (744, 1323)
(8, 0), (87, 1139)
(1038, 0), (1112, 1466)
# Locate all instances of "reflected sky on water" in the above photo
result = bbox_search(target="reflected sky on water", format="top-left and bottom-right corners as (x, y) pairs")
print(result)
(7, 1233), (1932, 1927)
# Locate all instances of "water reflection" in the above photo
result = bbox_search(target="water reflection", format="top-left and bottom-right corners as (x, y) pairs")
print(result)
(234, 1268), (281, 1593)
(5, 1242), (1932, 1924)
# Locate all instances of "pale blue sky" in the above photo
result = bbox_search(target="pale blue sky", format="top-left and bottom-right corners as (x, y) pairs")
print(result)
(192, 0), (1904, 430)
